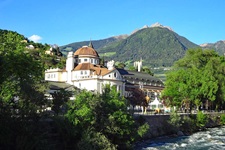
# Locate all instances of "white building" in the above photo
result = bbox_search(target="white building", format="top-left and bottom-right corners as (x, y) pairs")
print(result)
(45, 43), (125, 95)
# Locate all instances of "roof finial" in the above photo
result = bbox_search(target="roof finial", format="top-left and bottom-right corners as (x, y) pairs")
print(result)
(89, 38), (94, 49)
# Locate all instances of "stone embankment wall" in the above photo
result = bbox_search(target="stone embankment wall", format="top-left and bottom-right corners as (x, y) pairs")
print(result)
(135, 113), (222, 139)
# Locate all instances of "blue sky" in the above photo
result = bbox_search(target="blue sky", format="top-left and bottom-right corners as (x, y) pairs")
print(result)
(1, 0), (225, 46)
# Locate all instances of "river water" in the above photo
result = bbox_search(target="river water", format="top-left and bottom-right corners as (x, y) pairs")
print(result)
(137, 126), (225, 150)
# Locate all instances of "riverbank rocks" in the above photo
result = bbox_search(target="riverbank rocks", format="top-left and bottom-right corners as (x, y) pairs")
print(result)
(135, 113), (224, 139)
(177, 131), (184, 136)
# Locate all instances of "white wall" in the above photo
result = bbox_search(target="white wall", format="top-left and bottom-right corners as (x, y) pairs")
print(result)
(77, 57), (99, 65)
(73, 79), (98, 91)
(72, 70), (91, 80)
(102, 70), (122, 80)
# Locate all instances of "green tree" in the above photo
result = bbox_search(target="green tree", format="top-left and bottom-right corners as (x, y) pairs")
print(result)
(51, 89), (72, 115)
(0, 30), (48, 117)
(66, 85), (148, 149)
(142, 66), (154, 76)
(128, 65), (136, 71)
(0, 29), (51, 149)
(162, 48), (225, 111)
(77, 129), (117, 150)
(220, 114), (225, 125)
(196, 111), (208, 129)
(116, 62), (126, 69)
(168, 109), (181, 130)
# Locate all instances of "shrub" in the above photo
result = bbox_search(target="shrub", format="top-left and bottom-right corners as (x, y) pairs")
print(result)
(220, 114), (225, 125)
(77, 128), (116, 150)
(180, 115), (197, 134)
(168, 110), (182, 133)
(168, 109), (181, 128)
(196, 111), (207, 128)
(137, 123), (150, 138)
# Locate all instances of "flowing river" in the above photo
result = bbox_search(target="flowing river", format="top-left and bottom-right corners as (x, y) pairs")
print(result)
(136, 126), (225, 150)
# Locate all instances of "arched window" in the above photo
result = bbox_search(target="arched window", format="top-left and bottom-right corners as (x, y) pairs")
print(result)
(114, 72), (117, 78)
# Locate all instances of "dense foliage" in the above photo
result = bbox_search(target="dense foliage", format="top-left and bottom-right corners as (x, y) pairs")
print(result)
(0, 29), (47, 116)
(162, 48), (225, 112)
(220, 114), (225, 125)
(0, 30), (50, 149)
(196, 111), (208, 128)
(66, 85), (149, 149)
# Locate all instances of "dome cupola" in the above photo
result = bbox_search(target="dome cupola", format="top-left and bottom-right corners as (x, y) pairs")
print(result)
(74, 42), (100, 65)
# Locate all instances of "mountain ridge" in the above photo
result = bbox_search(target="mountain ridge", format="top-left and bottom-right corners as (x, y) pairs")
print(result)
(60, 23), (202, 67)
(23, 22), (222, 67)
(96, 27), (199, 67)
(200, 40), (225, 55)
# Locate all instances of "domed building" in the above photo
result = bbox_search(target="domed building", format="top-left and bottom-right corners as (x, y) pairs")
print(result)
(45, 43), (125, 95)
(45, 42), (164, 113)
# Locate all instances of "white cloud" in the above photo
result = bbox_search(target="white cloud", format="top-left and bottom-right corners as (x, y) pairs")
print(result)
(28, 35), (42, 43)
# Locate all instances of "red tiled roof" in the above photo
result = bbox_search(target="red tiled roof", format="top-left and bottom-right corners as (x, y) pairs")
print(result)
(74, 46), (99, 57)
(74, 63), (114, 76)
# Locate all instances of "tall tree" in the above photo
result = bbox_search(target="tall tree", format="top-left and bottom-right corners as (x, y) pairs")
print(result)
(66, 85), (149, 149)
(51, 89), (73, 115)
(162, 48), (225, 111)
(0, 30), (48, 117)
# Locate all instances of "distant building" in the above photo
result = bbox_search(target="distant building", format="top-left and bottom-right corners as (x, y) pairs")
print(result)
(26, 44), (34, 49)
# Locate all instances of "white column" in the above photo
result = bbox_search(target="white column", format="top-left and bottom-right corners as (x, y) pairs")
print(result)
(66, 52), (74, 84)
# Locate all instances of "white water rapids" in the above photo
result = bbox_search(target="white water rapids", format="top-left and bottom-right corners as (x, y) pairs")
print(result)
(136, 126), (225, 150)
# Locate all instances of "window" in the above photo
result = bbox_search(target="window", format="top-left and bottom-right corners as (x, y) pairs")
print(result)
(79, 59), (81, 63)
(85, 71), (87, 74)
(109, 75), (111, 77)
(91, 59), (93, 63)
(84, 59), (87, 62)
(114, 72), (117, 78)
(81, 71), (83, 75)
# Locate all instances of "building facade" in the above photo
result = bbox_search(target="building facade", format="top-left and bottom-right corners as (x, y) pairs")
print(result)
(45, 44), (125, 95)
(45, 43), (164, 110)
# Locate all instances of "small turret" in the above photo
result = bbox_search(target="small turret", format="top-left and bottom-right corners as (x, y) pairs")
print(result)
(89, 40), (94, 49)
(66, 51), (74, 83)
(66, 52), (74, 71)
(134, 58), (142, 72)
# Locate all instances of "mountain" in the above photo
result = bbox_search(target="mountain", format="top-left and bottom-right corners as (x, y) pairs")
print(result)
(59, 35), (128, 55)
(60, 23), (199, 67)
(200, 40), (225, 55)
(97, 25), (199, 67)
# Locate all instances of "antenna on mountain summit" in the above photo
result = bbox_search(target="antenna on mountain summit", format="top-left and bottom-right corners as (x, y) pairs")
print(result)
(89, 38), (94, 49)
